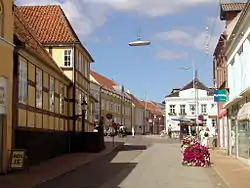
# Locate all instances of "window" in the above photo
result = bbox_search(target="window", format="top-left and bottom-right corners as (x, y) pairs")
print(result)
(84, 59), (88, 76)
(18, 60), (27, 104)
(201, 104), (207, 113)
(78, 54), (82, 72)
(109, 102), (113, 111)
(49, 77), (55, 112)
(211, 103), (215, 108)
(180, 105), (186, 114)
(59, 84), (64, 114)
(84, 96), (88, 119)
(117, 104), (120, 113)
(0, 1), (3, 36)
(101, 100), (105, 109)
(106, 101), (109, 110)
(169, 105), (175, 114)
(212, 119), (216, 127)
(63, 49), (72, 67)
(190, 104), (195, 112)
(36, 68), (43, 108)
(78, 93), (82, 114)
(203, 119), (207, 127)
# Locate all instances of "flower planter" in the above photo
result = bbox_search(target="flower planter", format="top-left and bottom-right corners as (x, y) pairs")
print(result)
(181, 136), (211, 167)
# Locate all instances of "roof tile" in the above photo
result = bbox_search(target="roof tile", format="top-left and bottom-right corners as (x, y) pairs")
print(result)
(90, 70), (117, 90)
(221, 2), (246, 12)
(18, 5), (78, 43)
(126, 93), (144, 108)
(13, 6), (70, 81)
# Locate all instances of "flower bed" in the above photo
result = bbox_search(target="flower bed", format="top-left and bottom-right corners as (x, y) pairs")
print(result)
(181, 136), (211, 167)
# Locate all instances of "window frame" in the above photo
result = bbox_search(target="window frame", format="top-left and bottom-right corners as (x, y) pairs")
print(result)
(180, 104), (186, 114)
(169, 105), (175, 114)
(49, 76), (55, 112)
(201, 104), (207, 113)
(59, 84), (65, 114)
(35, 68), (43, 108)
(18, 60), (28, 104)
(63, 49), (73, 67)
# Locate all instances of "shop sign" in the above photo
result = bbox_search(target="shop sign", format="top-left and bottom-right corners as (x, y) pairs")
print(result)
(10, 149), (27, 170)
(214, 89), (228, 102)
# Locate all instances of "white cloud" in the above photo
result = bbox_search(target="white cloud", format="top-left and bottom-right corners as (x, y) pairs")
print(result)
(153, 16), (225, 54)
(18, 0), (217, 40)
(156, 49), (188, 60)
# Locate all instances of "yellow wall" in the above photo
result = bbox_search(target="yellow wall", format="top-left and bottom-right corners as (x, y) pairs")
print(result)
(0, 0), (14, 173)
(17, 51), (71, 132)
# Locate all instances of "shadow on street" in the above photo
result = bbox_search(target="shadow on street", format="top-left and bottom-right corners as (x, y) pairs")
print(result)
(33, 143), (147, 188)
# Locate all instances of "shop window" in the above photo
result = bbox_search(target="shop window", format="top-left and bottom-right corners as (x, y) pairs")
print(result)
(18, 60), (27, 104)
(36, 68), (43, 108)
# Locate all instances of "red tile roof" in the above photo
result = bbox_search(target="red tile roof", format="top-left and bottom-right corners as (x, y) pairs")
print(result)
(18, 5), (94, 62)
(141, 101), (162, 115)
(13, 6), (71, 82)
(90, 70), (117, 90)
(126, 93), (144, 108)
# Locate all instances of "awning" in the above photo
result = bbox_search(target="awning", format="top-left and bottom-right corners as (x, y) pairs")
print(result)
(218, 109), (227, 118)
(239, 87), (250, 97)
(223, 96), (243, 109)
(237, 102), (250, 121)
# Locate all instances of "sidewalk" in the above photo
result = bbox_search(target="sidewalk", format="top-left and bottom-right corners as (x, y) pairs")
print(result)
(211, 150), (250, 188)
(0, 142), (123, 188)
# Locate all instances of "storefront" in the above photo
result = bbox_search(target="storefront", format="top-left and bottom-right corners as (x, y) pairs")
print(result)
(237, 102), (250, 162)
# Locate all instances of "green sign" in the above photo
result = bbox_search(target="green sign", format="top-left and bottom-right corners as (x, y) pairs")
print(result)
(214, 90), (228, 102)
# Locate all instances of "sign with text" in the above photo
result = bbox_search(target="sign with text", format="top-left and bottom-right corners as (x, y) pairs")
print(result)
(214, 89), (228, 102)
(10, 149), (26, 170)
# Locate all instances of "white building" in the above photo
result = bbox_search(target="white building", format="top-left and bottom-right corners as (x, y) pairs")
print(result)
(223, 3), (250, 163)
(164, 79), (217, 132)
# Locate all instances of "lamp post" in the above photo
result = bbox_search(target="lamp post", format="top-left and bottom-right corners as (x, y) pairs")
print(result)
(81, 97), (88, 132)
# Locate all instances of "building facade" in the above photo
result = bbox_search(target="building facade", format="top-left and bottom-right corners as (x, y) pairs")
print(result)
(0, 0), (14, 173)
(90, 71), (132, 130)
(213, 1), (246, 150)
(90, 80), (101, 123)
(18, 5), (95, 132)
(222, 3), (250, 163)
(165, 79), (217, 133)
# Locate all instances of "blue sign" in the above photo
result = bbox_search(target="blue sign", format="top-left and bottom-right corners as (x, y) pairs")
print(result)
(106, 113), (113, 120)
(214, 89), (228, 102)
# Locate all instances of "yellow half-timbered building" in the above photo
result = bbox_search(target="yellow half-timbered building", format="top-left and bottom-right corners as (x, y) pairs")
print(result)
(18, 5), (95, 132)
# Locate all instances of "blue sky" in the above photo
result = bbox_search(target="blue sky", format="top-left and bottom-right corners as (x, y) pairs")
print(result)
(19, 0), (234, 102)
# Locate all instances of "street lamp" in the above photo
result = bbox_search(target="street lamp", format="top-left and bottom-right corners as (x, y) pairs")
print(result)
(81, 97), (88, 132)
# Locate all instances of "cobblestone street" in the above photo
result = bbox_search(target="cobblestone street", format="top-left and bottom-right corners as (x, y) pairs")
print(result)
(34, 136), (227, 188)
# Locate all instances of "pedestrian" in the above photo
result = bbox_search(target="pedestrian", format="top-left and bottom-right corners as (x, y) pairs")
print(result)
(132, 126), (135, 138)
(168, 124), (172, 138)
(201, 127), (210, 147)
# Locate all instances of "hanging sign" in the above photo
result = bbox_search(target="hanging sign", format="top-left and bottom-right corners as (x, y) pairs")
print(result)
(214, 90), (228, 102)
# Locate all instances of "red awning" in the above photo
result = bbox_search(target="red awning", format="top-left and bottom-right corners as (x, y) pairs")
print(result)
(218, 109), (227, 118)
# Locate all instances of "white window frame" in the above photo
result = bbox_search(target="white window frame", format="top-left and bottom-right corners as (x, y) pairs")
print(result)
(36, 68), (43, 108)
(180, 105), (185, 114)
(201, 104), (207, 113)
(49, 76), (55, 112)
(169, 105), (175, 114)
(63, 49), (73, 67)
(18, 60), (28, 104)
(59, 84), (64, 114)
(84, 59), (88, 76)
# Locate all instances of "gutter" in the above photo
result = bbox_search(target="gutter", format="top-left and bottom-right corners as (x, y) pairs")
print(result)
(0, 36), (15, 48)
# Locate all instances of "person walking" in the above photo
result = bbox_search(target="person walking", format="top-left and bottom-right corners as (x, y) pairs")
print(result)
(132, 126), (135, 138)
(201, 127), (210, 147)
(168, 124), (172, 138)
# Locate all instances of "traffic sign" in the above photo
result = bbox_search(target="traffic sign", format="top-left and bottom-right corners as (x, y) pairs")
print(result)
(214, 89), (228, 102)
(106, 113), (113, 120)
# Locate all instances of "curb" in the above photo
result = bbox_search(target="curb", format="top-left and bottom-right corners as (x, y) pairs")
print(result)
(32, 142), (125, 188)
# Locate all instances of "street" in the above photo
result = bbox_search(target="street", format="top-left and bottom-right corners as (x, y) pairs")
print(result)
(34, 136), (227, 188)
